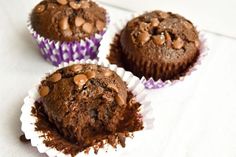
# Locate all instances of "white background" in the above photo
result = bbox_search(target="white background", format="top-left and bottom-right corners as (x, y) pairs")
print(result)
(0, 0), (236, 157)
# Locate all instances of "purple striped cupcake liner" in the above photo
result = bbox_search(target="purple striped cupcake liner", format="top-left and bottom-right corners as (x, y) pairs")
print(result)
(28, 14), (109, 66)
(98, 12), (208, 89)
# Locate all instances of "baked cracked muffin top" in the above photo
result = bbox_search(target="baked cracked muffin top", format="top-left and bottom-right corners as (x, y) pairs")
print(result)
(31, 0), (106, 42)
(38, 64), (131, 146)
(114, 10), (200, 81)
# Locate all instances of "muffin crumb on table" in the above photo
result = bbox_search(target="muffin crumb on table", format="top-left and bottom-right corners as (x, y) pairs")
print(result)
(19, 134), (30, 143)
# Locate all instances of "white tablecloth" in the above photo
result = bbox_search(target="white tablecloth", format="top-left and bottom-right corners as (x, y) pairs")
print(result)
(98, 0), (236, 38)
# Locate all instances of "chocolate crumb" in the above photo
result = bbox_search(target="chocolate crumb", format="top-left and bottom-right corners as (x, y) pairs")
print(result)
(19, 134), (30, 143)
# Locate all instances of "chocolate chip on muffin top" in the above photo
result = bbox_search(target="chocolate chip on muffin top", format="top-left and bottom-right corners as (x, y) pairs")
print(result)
(31, 0), (106, 42)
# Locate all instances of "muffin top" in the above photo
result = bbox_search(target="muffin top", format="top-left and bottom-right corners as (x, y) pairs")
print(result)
(31, 0), (106, 42)
(38, 64), (129, 144)
(120, 10), (200, 63)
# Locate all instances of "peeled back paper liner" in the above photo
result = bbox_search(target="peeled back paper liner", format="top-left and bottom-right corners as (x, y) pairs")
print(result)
(27, 13), (110, 66)
(20, 59), (154, 157)
(98, 12), (208, 89)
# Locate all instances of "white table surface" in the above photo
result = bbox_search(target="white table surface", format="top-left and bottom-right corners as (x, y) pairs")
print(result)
(0, 1), (236, 157)
(98, 0), (236, 39)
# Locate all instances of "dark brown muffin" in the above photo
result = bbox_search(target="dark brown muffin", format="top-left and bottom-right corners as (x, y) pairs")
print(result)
(31, 0), (107, 42)
(110, 11), (200, 81)
(38, 64), (142, 148)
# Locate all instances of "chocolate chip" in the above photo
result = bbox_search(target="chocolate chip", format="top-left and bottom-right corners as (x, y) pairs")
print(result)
(107, 84), (119, 93)
(35, 4), (45, 13)
(96, 20), (105, 31)
(159, 12), (169, 19)
(39, 86), (49, 97)
(85, 71), (96, 79)
(71, 64), (83, 72)
(69, 1), (81, 10)
(82, 23), (93, 34)
(143, 15), (152, 23)
(19, 134), (30, 143)
(81, 1), (90, 8)
(150, 18), (159, 27)
(59, 16), (70, 30)
(173, 37), (184, 49)
(165, 32), (172, 47)
(139, 22), (149, 32)
(183, 21), (193, 29)
(138, 31), (150, 45)
(63, 29), (73, 37)
(103, 69), (112, 77)
(56, 0), (68, 5)
(153, 34), (165, 46)
(49, 73), (62, 82)
(74, 74), (88, 87)
(75, 16), (85, 27)
(115, 94), (125, 106)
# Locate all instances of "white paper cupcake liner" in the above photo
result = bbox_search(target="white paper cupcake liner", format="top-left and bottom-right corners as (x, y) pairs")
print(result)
(28, 12), (110, 66)
(98, 11), (208, 89)
(20, 59), (154, 157)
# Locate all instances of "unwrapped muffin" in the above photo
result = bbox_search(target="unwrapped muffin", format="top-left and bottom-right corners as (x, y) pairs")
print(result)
(29, 0), (108, 65)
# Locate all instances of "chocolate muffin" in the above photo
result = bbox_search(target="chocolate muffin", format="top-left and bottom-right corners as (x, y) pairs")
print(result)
(31, 0), (107, 42)
(38, 64), (135, 146)
(114, 11), (200, 81)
